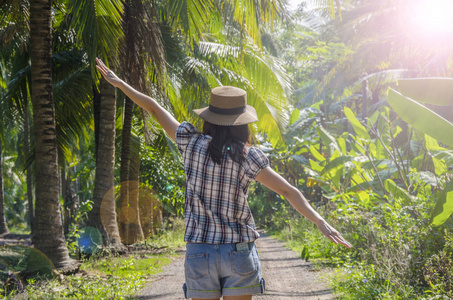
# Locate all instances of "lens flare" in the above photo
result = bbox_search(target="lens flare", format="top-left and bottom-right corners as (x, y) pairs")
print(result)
(119, 206), (138, 224)
(412, 0), (453, 35)
(78, 226), (103, 254)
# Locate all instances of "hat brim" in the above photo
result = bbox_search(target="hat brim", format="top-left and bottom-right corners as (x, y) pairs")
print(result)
(193, 105), (258, 126)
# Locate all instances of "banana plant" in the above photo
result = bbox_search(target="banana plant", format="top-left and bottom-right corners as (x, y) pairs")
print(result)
(387, 78), (453, 226)
(301, 103), (445, 215)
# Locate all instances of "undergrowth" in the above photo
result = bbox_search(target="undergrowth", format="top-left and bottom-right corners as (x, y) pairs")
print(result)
(0, 218), (185, 299)
(249, 182), (453, 299)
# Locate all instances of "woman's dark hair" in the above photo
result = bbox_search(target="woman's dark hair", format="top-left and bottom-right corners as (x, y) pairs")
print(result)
(203, 121), (250, 164)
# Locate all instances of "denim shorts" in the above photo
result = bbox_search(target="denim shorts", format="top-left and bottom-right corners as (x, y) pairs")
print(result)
(183, 242), (265, 299)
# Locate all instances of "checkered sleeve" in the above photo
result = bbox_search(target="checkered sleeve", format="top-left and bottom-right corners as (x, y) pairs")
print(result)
(176, 121), (198, 154)
(245, 147), (269, 180)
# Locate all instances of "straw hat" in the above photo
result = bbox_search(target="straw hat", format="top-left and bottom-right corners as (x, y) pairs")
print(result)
(193, 86), (258, 126)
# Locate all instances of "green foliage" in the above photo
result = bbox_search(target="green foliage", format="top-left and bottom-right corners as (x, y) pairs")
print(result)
(300, 245), (310, 262)
(81, 255), (170, 278)
(22, 254), (168, 300)
(256, 2), (453, 299)
(387, 89), (453, 149)
(250, 95), (453, 299)
(139, 217), (186, 251)
(431, 180), (453, 226)
(330, 262), (418, 300)
(1, 219), (186, 299)
(2, 153), (28, 231)
(65, 199), (94, 258)
(387, 79), (453, 226)
(423, 231), (453, 298)
(344, 107), (370, 140)
(0, 246), (29, 296)
(140, 140), (185, 217)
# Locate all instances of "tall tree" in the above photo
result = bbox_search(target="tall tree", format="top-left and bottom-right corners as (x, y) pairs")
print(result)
(0, 18), (10, 235)
(23, 100), (34, 232)
(88, 78), (124, 249)
(0, 141), (9, 235)
(0, 0), (34, 233)
(69, 0), (125, 250)
(118, 0), (165, 244)
(29, 0), (77, 270)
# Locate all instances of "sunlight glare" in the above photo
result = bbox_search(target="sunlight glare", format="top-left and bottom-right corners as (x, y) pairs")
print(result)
(412, 0), (453, 35)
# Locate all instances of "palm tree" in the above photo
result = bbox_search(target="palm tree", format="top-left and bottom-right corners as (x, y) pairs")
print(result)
(118, 0), (167, 244)
(29, 0), (77, 270)
(0, 15), (11, 235)
(0, 0), (35, 233)
(0, 142), (9, 235)
(69, 0), (126, 250)
(89, 79), (124, 248)
(23, 100), (34, 232)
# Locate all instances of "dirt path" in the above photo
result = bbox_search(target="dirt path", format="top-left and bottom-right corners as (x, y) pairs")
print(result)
(135, 233), (335, 300)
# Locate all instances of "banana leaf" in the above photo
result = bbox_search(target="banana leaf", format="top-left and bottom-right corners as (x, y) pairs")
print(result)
(431, 180), (453, 226)
(384, 179), (412, 204)
(387, 89), (453, 149)
(344, 107), (370, 140)
(321, 155), (368, 175)
(317, 125), (340, 154)
(397, 78), (453, 106)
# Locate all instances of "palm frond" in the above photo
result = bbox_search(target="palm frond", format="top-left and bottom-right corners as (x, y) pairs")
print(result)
(52, 50), (93, 163)
(306, 0), (341, 20)
(226, 0), (285, 46)
(166, 0), (219, 43)
(199, 42), (240, 58)
(3, 52), (30, 117)
(69, 0), (123, 74)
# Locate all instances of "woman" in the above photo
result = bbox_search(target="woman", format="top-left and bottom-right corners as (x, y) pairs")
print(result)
(96, 58), (351, 300)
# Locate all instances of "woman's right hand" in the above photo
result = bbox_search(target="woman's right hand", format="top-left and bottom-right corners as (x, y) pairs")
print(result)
(95, 58), (122, 88)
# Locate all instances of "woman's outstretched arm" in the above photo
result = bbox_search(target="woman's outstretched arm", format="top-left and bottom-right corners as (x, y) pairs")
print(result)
(96, 58), (180, 142)
(256, 166), (352, 248)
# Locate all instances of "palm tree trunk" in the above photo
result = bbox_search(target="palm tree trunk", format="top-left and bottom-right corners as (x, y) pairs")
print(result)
(119, 131), (144, 244)
(29, 0), (76, 271)
(88, 79), (124, 251)
(93, 85), (101, 155)
(118, 97), (134, 243)
(0, 142), (9, 235)
(118, 0), (146, 244)
(62, 166), (77, 235)
(24, 99), (34, 233)
(129, 144), (144, 241)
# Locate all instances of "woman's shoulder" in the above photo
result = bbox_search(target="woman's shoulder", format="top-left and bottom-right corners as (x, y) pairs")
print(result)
(244, 146), (267, 160)
(178, 121), (197, 133)
(243, 146), (269, 178)
(176, 122), (209, 154)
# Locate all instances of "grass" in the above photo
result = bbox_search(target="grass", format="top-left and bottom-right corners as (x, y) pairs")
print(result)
(5, 227), (30, 235)
(1, 218), (186, 299)
(22, 255), (172, 300)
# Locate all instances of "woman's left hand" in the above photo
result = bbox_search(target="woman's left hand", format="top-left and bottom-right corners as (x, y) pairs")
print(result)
(316, 220), (352, 248)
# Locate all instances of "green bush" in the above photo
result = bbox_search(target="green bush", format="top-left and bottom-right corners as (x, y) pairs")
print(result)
(140, 142), (185, 217)
(423, 230), (453, 298)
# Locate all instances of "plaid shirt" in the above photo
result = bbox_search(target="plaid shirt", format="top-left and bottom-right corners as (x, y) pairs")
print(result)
(176, 122), (269, 244)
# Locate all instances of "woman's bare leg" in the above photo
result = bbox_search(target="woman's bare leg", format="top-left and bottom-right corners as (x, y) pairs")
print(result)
(223, 295), (252, 300)
(191, 296), (251, 300)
